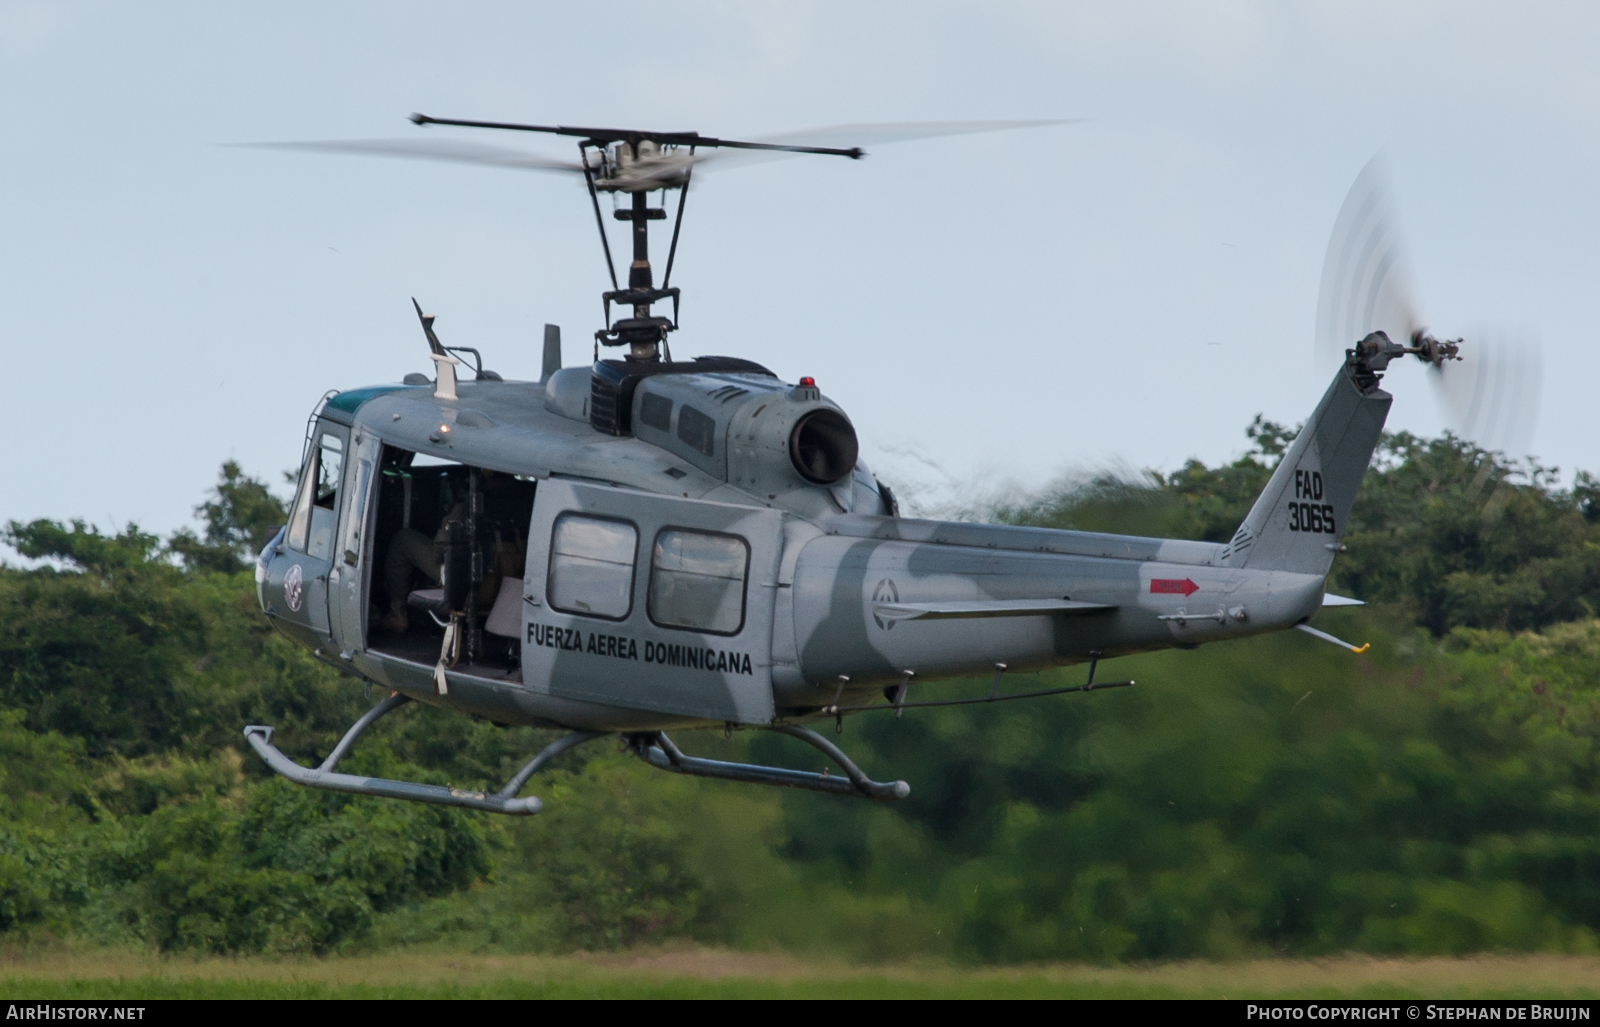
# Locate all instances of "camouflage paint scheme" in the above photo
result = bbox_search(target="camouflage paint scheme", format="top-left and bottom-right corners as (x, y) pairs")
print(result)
(258, 356), (1390, 733)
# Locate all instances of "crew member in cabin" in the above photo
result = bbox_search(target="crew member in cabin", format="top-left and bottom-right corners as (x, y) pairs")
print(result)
(381, 470), (527, 634)
(381, 499), (463, 633)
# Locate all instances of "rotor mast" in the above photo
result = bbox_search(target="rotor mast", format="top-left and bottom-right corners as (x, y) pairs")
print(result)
(598, 159), (680, 361)
(409, 113), (863, 363)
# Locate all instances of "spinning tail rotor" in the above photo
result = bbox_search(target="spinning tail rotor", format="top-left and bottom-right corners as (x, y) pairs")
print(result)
(1315, 155), (1542, 460)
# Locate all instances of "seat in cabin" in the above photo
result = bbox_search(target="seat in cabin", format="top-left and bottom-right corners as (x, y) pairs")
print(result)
(407, 587), (446, 615)
(406, 577), (521, 638)
(484, 577), (522, 637)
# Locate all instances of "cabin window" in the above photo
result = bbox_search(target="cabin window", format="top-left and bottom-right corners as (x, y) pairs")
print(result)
(676, 405), (716, 456)
(639, 392), (673, 432)
(287, 431), (344, 559)
(547, 514), (638, 620)
(648, 529), (749, 635)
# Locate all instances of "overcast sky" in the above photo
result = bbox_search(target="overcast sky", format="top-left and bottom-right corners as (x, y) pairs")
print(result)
(3, 2), (1597, 543)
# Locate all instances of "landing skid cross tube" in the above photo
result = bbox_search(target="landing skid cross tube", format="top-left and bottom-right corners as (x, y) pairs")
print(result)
(244, 697), (607, 816)
(630, 724), (910, 801)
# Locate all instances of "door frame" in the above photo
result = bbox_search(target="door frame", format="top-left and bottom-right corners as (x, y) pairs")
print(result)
(264, 419), (349, 651)
(330, 428), (383, 656)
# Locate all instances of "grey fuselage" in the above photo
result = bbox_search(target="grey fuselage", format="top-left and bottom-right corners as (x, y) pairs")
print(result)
(257, 357), (1389, 733)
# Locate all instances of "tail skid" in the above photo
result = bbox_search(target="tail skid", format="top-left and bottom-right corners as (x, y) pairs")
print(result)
(1297, 622), (1370, 653)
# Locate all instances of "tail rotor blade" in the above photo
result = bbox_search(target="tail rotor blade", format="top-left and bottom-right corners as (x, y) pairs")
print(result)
(1315, 155), (1544, 461)
(1432, 329), (1543, 459)
(1314, 154), (1420, 375)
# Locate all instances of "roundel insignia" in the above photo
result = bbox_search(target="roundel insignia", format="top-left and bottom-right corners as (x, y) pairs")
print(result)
(871, 577), (899, 630)
(285, 563), (304, 613)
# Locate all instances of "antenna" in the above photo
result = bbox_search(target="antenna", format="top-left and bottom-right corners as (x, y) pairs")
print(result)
(541, 324), (562, 382)
(412, 297), (460, 399)
(411, 297), (446, 355)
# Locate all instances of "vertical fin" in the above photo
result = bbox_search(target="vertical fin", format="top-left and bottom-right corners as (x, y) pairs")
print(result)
(541, 324), (562, 383)
(1223, 361), (1392, 575)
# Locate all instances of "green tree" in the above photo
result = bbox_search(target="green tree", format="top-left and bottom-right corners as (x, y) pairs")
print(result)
(521, 757), (703, 949)
(1333, 434), (1600, 634)
(995, 415), (1292, 543)
(1164, 414), (1292, 542)
(168, 461), (289, 574)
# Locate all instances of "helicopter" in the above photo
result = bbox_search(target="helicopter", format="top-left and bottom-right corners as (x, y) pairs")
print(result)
(244, 115), (1476, 816)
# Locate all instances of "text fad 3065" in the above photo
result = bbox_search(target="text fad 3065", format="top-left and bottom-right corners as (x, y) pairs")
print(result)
(1290, 469), (1336, 534)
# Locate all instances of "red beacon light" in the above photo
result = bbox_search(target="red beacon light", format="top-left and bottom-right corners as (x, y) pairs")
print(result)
(799, 376), (816, 387)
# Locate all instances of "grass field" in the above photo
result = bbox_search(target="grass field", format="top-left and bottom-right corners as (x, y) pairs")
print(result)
(0, 950), (1597, 999)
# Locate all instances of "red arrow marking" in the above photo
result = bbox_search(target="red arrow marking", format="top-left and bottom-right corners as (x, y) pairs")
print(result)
(1150, 578), (1199, 597)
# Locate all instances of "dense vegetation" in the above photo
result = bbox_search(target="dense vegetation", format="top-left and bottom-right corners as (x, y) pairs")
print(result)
(0, 433), (1596, 959)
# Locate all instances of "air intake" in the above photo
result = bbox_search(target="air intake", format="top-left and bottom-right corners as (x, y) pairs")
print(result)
(789, 409), (858, 484)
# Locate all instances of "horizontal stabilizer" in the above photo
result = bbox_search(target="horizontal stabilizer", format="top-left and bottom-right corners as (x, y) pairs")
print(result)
(873, 598), (1115, 621)
(1322, 593), (1365, 607)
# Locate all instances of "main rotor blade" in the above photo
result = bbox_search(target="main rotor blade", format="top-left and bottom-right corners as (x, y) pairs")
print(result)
(409, 113), (865, 158)
(241, 139), (587, 175)
(1314, 153), (1421, 376)
(758, 118), (1077, 149)
(253, 119), (1077, 187)
(694, 118), (1079, 171)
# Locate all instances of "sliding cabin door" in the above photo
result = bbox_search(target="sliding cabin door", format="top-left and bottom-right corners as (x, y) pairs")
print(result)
(522, 479), (781, 725)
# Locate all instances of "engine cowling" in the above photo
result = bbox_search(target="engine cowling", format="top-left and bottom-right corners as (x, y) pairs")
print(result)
(631, 372), (861, 505)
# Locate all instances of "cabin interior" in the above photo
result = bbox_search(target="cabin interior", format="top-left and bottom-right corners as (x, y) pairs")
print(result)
(364, 446), (536, 681)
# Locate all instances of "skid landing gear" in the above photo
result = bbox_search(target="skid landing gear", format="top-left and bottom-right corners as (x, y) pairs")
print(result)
(245, 694), (606, 815)
(627, 724), (909, 801)
(244, 699), (908, 816)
